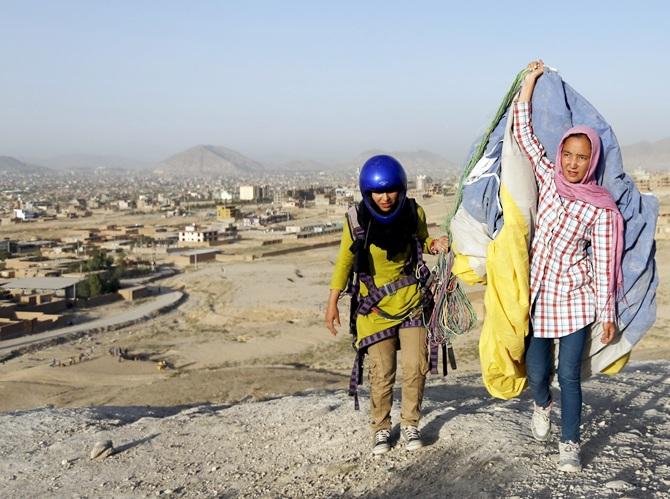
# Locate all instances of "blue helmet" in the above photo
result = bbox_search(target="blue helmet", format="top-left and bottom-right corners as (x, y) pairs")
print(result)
(359, 155), (408, 224)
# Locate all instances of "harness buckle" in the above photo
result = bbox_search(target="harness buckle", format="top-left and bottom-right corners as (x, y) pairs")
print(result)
(382, 283), (395, 296)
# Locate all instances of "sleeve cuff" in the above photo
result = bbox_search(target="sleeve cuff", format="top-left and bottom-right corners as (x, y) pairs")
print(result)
(597, 306), (615, 324)
(514, 101), (531, 112)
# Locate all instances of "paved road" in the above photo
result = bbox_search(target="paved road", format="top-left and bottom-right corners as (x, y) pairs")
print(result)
(0, 291), (184, 353)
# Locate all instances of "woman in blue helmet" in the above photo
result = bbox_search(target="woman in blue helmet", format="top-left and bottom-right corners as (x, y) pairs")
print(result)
(325, 155), (449, 455)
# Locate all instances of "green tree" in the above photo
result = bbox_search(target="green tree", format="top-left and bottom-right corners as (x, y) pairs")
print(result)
(85, 250), (113, 272)
(76, 279), (90, 299)
(88, 274), (103, 297)
(103, 272), (120, 293)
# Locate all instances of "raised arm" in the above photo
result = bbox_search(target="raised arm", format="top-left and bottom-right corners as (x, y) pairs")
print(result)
(518, 60), (544, 103)
(512, 60), (554, 184)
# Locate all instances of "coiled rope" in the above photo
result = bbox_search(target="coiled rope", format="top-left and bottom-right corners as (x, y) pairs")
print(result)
(426, 251), (476, 346)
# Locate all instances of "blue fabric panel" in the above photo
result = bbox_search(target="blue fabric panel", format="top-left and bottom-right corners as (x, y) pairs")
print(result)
(460, 70), (658, 346)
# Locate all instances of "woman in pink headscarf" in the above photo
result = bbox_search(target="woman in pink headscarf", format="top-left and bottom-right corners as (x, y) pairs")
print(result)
(512, 60), (624, 473)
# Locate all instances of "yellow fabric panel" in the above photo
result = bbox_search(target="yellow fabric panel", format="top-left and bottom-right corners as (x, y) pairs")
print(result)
(601, 352), (630, 375)
(479, 184), (531, 399)
(451, 251), (487, 286)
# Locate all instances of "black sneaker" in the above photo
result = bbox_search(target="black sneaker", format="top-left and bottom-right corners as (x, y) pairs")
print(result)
(401, 425), (424, 451)
(372, 429), (391, 455)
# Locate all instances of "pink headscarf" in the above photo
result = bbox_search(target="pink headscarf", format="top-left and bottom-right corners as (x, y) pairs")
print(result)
(554, 125), (624, 300)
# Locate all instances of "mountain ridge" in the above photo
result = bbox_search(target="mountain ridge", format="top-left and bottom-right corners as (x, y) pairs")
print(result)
(154, 144), (265, 176)
(0, 156), (51, 175)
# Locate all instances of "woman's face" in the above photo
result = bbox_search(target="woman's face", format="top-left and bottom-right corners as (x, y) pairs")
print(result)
(561, 135), (592, 183)
(370, 191), (399, 212)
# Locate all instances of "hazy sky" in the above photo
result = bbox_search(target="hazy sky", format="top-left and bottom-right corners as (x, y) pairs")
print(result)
(1, 1), (668, 165)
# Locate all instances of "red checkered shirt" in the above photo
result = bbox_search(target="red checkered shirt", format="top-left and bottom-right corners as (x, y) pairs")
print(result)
(513, 102), (615, 338)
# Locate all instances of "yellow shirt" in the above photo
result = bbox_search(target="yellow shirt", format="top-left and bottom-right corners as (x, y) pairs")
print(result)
(329, 203), (433, 345)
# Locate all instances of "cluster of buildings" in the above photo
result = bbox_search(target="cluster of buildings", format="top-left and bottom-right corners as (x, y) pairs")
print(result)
(630, 170), (670, 194)
(4, 164), (665, 341)
(630, 170), (670, 240)
(0, 277), (74, 339)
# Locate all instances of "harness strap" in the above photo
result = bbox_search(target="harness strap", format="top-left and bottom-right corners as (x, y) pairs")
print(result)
(345, 200), (451, 408)
(346, 205), (365, 239)
(427, 343), (441, 375)
(356, 273), (418, 315)
(356, 240), (433, 317)
(427, 343), (458, 376)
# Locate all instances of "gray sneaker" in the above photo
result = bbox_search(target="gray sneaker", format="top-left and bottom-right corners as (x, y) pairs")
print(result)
(372, 429), (391, 455)
(531, 403), (551, 441)
(401, 425), (424, 451)
(558, 441), (582, 472)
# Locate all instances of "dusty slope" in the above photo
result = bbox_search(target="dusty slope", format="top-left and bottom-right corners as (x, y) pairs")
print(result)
(0, 361), (668, 498)
(0, 200), (665, 416)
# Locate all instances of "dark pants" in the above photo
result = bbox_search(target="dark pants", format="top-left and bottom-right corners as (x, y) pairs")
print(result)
(526, 325), (588, 443)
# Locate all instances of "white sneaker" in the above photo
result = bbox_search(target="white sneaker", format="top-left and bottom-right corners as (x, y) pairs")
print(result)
(531, 403), (551, 441)
(401, 425), (424, 451)
(372, 429), (391, 455)
(558, 441), (582, 472)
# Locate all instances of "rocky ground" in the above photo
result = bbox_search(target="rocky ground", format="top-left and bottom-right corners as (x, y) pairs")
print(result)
(0, 199), (667, 498)
(0, 360), (668, 498)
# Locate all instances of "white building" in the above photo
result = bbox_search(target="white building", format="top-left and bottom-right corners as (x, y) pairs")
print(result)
(239, 185), (259, 201)
(13, 208), (40, 220)
(178, 225), (219, 245)
(220, 190), (234, 202)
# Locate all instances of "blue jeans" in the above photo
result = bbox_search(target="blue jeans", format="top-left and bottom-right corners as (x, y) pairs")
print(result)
(525, 325), (588, 443)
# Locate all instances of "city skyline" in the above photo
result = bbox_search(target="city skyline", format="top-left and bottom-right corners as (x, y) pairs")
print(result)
(2, 1), (669, 165)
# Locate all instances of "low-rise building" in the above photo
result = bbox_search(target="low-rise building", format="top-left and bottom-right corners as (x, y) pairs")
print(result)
(167, 249), (220, 267)
(178, 225), (219, 246)
(2, 276), (84, 300)
(217, 205), (241, 221)
(118, 285), (150, 301)
(13, 208), (41, 220)
(656, 208), (670, 240)
(0, 239), (17, 255)
(631, 170), (670, 193)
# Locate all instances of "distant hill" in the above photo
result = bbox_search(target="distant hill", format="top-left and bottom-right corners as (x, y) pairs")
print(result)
(35, 154), (150, 171)
(155, 145), (264, 176)
(340, 150), (460, 178)
(0, 156), (51, 175)
(621, 137), (670, 171)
